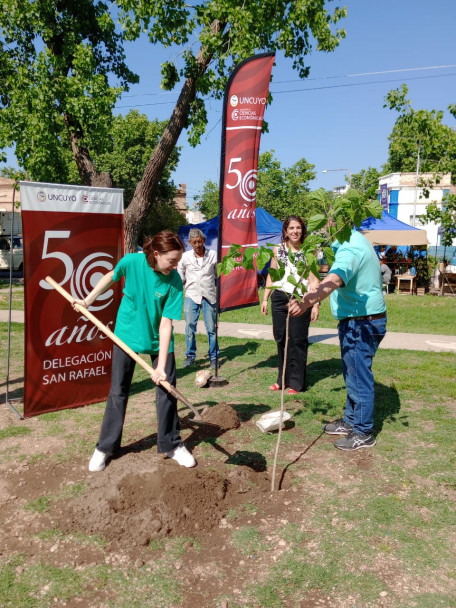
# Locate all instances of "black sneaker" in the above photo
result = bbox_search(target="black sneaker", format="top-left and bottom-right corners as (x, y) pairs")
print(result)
(182, 357), (195, 368)
(334, 431), (376, 451)
(323, 419), (353, 435)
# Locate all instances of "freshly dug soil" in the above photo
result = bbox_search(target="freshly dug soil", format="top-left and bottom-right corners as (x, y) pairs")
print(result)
(57, 460), (269, 551)
(200, 401), (241, 431)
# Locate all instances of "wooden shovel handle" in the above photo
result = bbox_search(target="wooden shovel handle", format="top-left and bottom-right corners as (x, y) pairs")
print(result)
(45, 276), (202, 420)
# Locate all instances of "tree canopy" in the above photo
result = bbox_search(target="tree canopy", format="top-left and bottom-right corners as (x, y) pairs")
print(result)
(193, 179), (219, 220)
(384, 84), (456, 184)
(1, 0), (136, 186)
(350, 167), (381, 199)
(1, 0), (347, 249)
(94, 110), (180, 208)
(419, 194), (456, 248)
(256, 151), (317, 220)
(194, 150), (317, 220)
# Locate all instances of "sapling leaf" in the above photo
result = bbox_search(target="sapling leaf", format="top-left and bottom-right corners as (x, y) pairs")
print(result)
(257, 246), (273, 270)
(243, 247), (255, 262)
(307, 214), (327, 231)
(287, 275), (298, 286)
(242, 257), (255, 270)
(268, 267), (285, 282)
(227, 243), (242, 257)
(338, 223), (353, 244)
(217, 256), (236, 276)
(324, 247), (335, 265)
(303, 234), (322, 249)
(309, 258), (320, 278)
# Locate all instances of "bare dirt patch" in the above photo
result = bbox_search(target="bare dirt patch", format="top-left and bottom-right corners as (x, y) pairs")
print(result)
(58, 462), (270, 550)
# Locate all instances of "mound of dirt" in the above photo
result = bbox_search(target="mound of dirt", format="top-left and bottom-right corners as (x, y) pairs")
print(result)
(56, 460), (269, 550)
(200, 402), (240, 431)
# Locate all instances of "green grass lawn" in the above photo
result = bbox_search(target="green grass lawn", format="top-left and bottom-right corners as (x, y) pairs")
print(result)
(0, 283), (24, 311)
(1, 284), (455, 334)
(221, 289), (456, 335)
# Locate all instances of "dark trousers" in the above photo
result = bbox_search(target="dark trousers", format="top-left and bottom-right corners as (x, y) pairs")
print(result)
(271, 290), (311, 392)
(97, 344), (182, 455)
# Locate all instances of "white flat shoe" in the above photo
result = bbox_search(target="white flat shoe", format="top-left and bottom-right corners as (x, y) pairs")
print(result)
(88, 448), (108, 472)
(166, 445), (196, 468)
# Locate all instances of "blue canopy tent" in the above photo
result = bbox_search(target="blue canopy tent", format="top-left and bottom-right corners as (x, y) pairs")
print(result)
(178, 207), (283, 252)
(359, 211), (428, 246)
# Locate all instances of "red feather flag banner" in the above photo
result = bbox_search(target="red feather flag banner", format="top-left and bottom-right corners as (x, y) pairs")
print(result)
(217, 53), (275, 312)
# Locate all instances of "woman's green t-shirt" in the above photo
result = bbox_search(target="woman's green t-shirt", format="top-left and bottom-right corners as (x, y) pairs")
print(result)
(112, 253), (183, 354)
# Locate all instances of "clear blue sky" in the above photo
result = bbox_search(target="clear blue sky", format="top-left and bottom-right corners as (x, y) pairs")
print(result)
(7, 1), (456, 209)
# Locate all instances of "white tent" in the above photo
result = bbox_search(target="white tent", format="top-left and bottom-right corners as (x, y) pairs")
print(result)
(360, 211), (428, 246)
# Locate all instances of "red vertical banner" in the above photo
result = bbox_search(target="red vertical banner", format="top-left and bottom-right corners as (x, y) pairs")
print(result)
(20, 181), (124, 417)
(218, 53), (275, 312)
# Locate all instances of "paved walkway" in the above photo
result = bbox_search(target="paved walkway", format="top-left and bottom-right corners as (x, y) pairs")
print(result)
(1, 310), (455, 353)
(173, 321), (456, 353)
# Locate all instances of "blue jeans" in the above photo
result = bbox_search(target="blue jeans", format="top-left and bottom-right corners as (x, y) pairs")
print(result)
(338, 316), (387, 434)
(184, 297), (219, 362)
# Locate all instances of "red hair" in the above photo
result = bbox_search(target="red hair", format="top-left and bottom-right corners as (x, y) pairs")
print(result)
(142, 231), (184, 270)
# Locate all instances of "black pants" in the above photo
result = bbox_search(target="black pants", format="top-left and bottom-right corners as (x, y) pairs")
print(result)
(271, 290), (311, 392)
(97, 344), (182, 455)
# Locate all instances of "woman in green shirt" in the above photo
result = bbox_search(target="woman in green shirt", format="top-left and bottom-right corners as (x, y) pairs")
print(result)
(73, 230), (196, 471)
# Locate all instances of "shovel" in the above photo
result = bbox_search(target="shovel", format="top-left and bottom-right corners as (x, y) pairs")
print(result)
(46, 276), (203, 421)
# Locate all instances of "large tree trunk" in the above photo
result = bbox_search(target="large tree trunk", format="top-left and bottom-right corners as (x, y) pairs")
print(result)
(124, 20), (224, 252)
(124, 77), (197, 251)
(64, 112), (113, 188)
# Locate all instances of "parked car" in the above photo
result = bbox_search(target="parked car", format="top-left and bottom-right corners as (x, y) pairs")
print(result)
(0, 235), (23, 271)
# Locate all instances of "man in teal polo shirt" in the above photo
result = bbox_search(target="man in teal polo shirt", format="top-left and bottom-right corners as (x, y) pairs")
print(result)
(289, 229), (387, 451)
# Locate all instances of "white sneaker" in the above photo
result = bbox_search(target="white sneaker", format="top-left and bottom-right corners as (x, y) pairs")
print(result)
(166, 445), (196, 468)
(88, 448), (108, 472)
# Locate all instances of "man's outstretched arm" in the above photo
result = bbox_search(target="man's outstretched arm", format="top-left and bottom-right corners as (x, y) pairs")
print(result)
(288, 273), (344, 317)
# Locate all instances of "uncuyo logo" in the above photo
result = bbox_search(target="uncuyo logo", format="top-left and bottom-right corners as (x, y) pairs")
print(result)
(37, 191), (46, 203)
(230, 94), (238, 107)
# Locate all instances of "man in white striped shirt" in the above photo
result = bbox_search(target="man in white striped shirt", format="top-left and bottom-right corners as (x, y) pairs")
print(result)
(177, 228), (219, 369)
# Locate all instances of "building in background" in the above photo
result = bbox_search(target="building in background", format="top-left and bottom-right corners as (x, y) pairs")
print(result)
(173, 183), (187, 215)
(333, 184), (350, 196)
(378, 172), (456, 247)
(0, 177), (22, 236)
(185, 208), (205, 224)
(174, 182), (206, 224)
